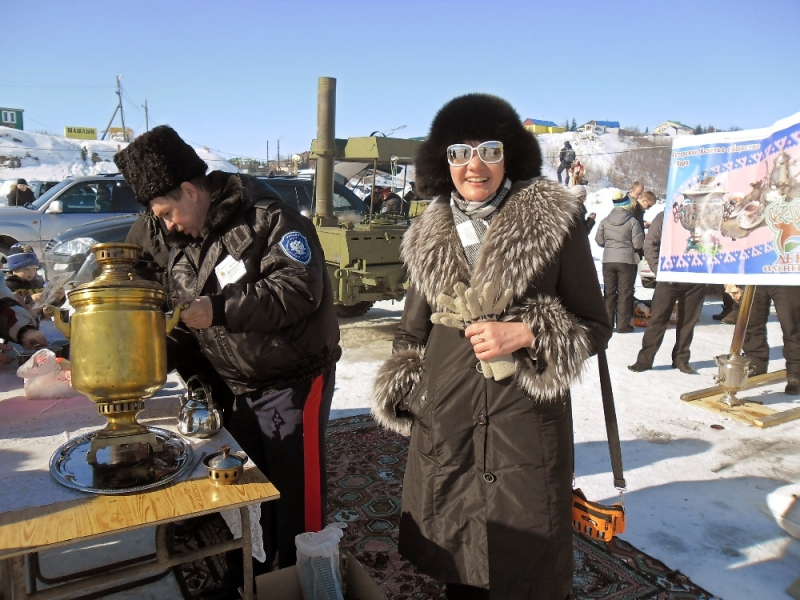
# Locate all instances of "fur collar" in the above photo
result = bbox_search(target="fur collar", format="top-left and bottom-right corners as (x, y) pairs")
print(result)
(401, 178), (581, 306)
(202, 171), (248, 237)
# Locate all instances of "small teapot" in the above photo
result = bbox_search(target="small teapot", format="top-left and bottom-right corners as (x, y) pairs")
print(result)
(178, 375), (222, 438)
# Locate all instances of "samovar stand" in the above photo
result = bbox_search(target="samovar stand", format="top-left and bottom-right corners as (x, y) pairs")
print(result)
(87, 399), (162, 465)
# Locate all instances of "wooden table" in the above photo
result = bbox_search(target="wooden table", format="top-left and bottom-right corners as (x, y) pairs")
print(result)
(0, 365), (279, 600)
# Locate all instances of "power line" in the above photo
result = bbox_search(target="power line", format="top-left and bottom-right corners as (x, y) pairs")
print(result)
(0, 84), (113, 89)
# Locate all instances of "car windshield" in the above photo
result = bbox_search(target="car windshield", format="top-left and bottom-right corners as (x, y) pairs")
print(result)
(29, 179), (73, 210)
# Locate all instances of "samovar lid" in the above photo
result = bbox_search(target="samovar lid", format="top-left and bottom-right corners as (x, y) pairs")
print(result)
(72, 242), (165, 293)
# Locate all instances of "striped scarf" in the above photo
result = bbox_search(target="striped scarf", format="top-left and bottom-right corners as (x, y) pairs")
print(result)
(450, 178), (512, 270)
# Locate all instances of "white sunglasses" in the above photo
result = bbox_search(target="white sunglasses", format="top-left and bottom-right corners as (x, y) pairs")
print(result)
(446, 141), (504, 166)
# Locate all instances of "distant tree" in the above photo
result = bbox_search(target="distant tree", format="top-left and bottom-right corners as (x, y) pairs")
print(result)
(707, 125), (717, 133)
(645, 126), (649, 133)
(729, 126), (743, 131)
(563, 120), (570, 131)
(694, 124), (704, 135)
(570, 118), (577, 132)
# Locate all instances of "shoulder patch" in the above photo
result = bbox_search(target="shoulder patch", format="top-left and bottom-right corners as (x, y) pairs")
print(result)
(279, 231), (312, 265)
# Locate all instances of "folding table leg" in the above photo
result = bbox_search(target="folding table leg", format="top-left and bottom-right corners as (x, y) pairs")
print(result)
(0, 559), (12, 600)
(8, 556), (27, 600)
(240, 506), (254, 600)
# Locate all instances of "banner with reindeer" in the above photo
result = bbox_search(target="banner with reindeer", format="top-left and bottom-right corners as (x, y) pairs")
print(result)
(658, 112), (800, 285)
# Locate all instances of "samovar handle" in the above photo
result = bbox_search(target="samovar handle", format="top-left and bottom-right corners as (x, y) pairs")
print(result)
(43, 306), (71, 339)
(165, 302), (190, 334)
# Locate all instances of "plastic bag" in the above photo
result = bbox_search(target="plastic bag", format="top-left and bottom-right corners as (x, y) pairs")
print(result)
(17, 349), (75, 399)
(295, 523), (347, 600)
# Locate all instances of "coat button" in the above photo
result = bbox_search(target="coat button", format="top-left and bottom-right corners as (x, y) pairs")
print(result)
(477, 414), (488, 425)
(483, 473), (496, 483)
(420, 394), (427, 405)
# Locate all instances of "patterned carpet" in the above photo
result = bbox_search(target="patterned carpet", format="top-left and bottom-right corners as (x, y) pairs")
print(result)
(326, 414), (715, 600)
(172, 414), (716, 599)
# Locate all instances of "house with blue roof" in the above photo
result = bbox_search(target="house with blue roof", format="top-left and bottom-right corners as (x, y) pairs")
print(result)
(522, 118), (566, 134)
(579, 120), (620, 134)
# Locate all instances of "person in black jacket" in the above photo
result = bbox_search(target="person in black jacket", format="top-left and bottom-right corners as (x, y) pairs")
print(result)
(557, 141), (575, 184)
(114, 126), (341, 572)
(6, 179), (35, 206)
(628, 209), (706, 374)
(743, 286), (800, 395)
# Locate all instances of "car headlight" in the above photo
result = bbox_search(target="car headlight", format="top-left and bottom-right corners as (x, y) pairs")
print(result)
(52, 237), (98, 256)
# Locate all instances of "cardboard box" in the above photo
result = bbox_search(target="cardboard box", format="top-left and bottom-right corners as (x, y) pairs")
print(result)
(256, 552), (386, 600)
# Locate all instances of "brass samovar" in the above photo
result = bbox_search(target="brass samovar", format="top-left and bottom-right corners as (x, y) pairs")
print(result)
(44, 243), (192, 492)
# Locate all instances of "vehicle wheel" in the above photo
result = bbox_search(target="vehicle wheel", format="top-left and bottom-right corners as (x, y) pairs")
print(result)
(0, 241), (12, 265)
(335, 301), (374, 318)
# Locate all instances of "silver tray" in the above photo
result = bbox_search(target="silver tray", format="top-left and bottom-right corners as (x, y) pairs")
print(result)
(50, 427), (194, 495)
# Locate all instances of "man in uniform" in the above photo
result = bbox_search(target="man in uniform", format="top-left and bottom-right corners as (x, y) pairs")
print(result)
(114, 126), (341, 569)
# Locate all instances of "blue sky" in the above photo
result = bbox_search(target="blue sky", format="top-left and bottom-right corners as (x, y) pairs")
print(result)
(4, 0), (799, 160)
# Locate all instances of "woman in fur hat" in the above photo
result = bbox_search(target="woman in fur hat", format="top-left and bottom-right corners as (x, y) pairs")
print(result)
(373, 94), (611, 599)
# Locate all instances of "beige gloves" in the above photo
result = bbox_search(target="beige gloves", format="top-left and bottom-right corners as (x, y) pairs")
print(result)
(431, 281), (517, 381)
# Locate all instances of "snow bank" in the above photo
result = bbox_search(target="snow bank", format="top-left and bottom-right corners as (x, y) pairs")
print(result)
(0, 126), (238, 184)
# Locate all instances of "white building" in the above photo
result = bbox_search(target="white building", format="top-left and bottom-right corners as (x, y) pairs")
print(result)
(654, 120), (695, 136)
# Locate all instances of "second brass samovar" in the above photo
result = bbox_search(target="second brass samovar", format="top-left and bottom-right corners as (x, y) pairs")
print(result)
(44, 243), (192, 492)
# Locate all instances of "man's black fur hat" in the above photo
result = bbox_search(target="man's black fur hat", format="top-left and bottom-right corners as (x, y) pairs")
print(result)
(114, 125), (208, 206)
(414, 94), (542, 198)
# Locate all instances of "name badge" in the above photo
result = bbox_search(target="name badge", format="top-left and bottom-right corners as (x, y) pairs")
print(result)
(215, 255), (247, 288)
(456, 220), (481, 247)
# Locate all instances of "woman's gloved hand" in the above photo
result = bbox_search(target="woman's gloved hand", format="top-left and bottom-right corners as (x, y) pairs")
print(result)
(430, 282), (521, 381)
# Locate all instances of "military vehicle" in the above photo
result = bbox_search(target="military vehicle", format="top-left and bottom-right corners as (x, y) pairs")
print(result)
(310, 77), (421, 317)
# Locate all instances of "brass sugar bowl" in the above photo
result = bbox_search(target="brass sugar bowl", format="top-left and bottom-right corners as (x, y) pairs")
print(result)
(44, 243), (184, 465)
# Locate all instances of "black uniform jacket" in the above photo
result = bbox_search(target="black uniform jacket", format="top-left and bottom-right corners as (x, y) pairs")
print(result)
(167, 172), (340, 396)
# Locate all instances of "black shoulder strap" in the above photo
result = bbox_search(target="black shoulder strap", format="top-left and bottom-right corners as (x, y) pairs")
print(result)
(597, 348), (626, 489)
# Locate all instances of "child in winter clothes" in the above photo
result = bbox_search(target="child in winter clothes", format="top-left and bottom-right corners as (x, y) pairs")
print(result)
(595, 192), (644, 333)
(4, 245), (46, 314)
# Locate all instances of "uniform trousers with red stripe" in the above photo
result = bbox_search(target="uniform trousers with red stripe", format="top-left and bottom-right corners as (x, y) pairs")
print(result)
(226, 367), (335, 569)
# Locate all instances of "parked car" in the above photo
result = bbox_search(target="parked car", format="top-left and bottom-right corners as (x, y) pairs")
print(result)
(256, 175), (367, 220)
(43, 214), (140, 280)
(0, 174), (141, 261)
(29, 180), (61, 199)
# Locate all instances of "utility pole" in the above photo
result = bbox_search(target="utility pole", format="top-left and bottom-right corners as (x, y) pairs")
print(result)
(101, 75), (127, 141)
(117, 76), (128, 142)
(143, 99), (149, 132)
(266, 141), (269, 168)
(277, 140), (280, 171)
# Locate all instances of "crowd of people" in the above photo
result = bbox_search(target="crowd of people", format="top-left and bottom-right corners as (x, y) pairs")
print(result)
(1, 95), (798, 599)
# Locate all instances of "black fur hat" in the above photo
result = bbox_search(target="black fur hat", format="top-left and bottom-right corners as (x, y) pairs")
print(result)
(414, 94), (542, 198)
(114, 125), (208, 206)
